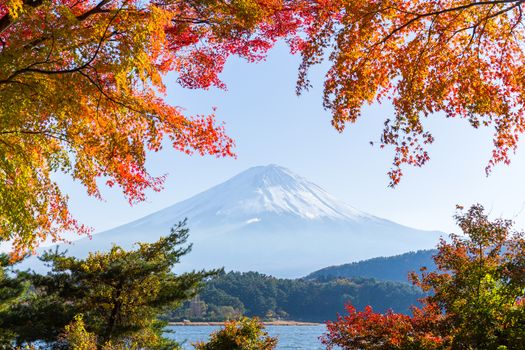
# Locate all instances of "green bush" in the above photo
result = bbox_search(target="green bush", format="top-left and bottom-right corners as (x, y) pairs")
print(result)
(193, 317), (277, 350)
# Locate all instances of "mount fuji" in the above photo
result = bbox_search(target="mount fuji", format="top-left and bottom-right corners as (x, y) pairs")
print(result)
(27, 165), (443, 277)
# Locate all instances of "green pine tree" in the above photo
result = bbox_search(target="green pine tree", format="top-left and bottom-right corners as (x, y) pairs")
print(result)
(0, 254), (27, 347)
(5, 220), (220, 349)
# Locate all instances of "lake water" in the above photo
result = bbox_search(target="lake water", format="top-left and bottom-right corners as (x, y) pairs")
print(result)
(166, 325), (327, 349)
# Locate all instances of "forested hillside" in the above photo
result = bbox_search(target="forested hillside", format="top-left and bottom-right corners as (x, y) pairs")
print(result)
(167, 271), (424, 322)
(307, 250), (437, 283)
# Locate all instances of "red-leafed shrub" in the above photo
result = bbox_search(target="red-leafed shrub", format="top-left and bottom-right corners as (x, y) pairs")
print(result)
(322, 204), (525, 350)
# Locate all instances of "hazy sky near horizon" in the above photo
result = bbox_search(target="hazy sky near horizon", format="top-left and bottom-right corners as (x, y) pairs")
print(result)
(58, 43), (525, 238)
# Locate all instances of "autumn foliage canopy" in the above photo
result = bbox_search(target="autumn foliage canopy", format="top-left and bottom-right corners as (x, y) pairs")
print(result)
(322, 204), (525, 350)
(0, 0), (307, 255)
(297, 0), (525, 185)
(3, 0), (525, 254)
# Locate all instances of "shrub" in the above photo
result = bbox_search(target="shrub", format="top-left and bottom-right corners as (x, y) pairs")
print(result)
(194, 317), (277, 350)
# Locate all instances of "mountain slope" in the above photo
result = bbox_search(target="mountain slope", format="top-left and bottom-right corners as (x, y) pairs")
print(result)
(306, 250), (438, 283)
(26, 165), (443, 277)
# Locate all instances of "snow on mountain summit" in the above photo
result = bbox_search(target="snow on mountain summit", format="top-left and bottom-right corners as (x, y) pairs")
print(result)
(197, 164), (370, 220)
(127, 164), (371, 229)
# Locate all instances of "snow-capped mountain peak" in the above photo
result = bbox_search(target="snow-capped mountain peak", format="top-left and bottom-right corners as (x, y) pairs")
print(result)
(24, 164), (443, 278)
(212, 164), (369, 220)
(129, 164), (371, 228)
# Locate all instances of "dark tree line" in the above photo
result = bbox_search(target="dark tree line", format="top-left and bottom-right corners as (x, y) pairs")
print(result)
(307, 250), (437, 283)
(169, 271), (424, 322)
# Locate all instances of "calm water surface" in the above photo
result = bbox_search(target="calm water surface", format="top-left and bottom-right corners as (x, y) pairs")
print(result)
(166, 325), (327, 349)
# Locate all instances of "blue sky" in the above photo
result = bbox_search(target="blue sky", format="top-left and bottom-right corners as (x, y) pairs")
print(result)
(59, 43), (525, 238)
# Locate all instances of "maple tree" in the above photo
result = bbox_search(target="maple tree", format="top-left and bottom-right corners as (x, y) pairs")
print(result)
(321, 204), (525, 350)
(295, 0), (525, 185)
(321, 304), (447, 350)
(0, 0), (306, 256)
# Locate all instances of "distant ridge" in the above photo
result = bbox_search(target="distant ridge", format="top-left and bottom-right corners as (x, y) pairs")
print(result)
(24, 165), (443, 278)
(306, 250), (438, 283)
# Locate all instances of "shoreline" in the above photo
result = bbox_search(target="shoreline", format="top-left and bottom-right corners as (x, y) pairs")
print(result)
(168, 320), (322, 326)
